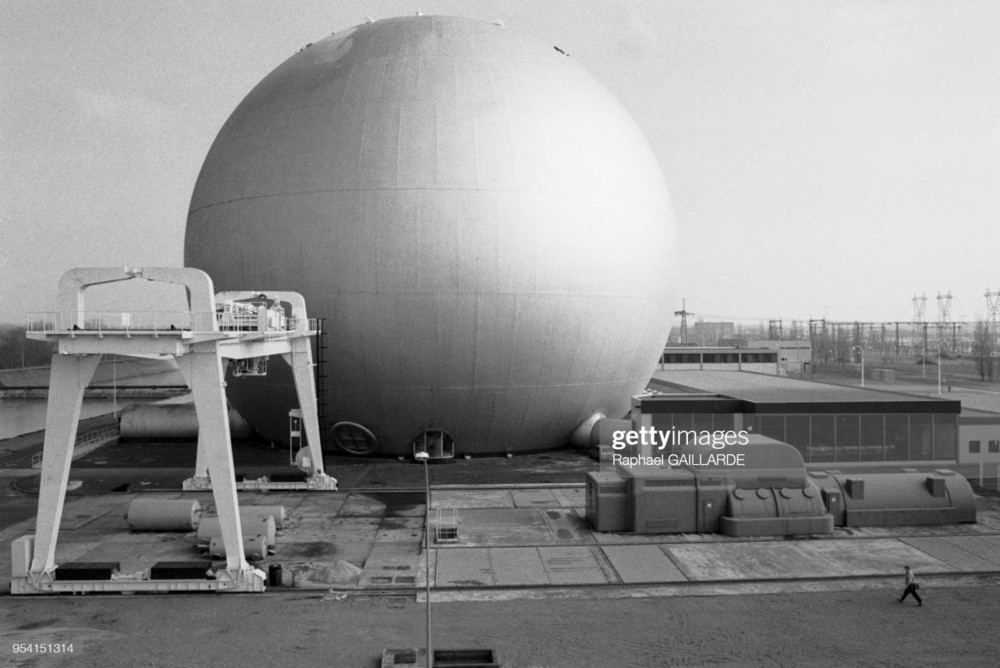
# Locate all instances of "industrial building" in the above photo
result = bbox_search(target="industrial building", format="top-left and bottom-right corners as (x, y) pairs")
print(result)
(657, 339), (813, 375)
(584, 370), (984, 538)
(643, 370), (963, 465)
(657, 346), (780, 374)
(949, 389), (1000, 466)
(961, 411), (1000, 464)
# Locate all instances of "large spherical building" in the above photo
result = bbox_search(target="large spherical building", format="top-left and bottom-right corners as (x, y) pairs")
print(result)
(184, 15), (674, 456)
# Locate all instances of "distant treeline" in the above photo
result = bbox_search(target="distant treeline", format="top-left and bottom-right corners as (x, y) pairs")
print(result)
(0, 325), (54, 369)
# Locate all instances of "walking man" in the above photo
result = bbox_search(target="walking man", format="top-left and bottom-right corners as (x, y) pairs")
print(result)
(898, 566), (922, 606)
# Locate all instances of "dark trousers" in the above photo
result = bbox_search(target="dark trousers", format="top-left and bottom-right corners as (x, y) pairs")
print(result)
(900, 583), (922, 604)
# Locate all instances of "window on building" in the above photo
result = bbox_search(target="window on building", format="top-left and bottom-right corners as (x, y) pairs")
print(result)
(705, 353), (739, 364)
(969, 440), (981, 454)
(860, 414), (885, 461)
(712, 413), (736, 431)
(670, 413), (693, 431)
(785, 414), (810, 460)
(811, 415), (835, 462)
(885, 414), (909, 461)
(691, 413), (713, 431)
(759, 415), (785, 443)
(990, 440), (1000, 453)
(836, 414), (860, 462)
(909, 414), (933, 460)
(932, 414), (957, 460)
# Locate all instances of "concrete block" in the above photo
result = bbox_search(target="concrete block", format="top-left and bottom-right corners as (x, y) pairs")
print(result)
(11, 536), (34, 578)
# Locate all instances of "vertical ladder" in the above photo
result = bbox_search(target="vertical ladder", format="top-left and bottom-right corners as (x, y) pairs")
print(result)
(314, 317), (328, 450)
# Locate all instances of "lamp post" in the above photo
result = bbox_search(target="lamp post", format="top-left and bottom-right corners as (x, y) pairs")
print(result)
(852, 345), (864, 388)
(112, 355), (118, 415)
(937, 346), (942, 394)
(922, 324), (928, 379)
(414, 449), (433, 668)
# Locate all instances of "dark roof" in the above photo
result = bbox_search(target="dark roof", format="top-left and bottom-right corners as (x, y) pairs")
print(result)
(645, 370), (961, 414)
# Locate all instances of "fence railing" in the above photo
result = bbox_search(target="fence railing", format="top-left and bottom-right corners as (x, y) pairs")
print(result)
(26, 312), (317, 337)
(30, 423), (121, 468)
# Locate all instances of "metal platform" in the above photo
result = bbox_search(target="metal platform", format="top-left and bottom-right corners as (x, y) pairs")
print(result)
(13, 267), (333, 595)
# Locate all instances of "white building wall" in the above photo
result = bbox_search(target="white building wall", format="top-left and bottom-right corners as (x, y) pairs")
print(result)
(958, 422), (1000, 465)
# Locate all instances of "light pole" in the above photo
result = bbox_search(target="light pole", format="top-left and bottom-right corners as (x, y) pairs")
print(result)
(922, 324), (928, 379)
(937, 346), (942, 394)
(852, 345), (864, 388)
(414, 449), (433, 668)
(112, 355), (118, 414)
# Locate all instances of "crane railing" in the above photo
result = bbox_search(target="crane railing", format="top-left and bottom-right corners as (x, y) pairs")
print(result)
(25, 312), (317, 337)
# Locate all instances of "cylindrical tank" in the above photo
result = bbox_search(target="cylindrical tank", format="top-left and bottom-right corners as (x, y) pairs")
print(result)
(126, 499), (202, 531)
(185, 15), (675, 456)
(197, 515), (276, 546)
(208, 534), (269, 560)
(118, 403), (252, 440)
(239, 505), (288, 529)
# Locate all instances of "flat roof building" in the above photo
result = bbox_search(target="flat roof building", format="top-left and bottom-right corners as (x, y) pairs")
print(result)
(641, 370), (963, 465)
(658, 340), (813, 376)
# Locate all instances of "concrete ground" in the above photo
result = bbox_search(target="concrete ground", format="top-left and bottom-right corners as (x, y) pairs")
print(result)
(3, 438), (1000, 666)
(4, 581), (1000, 667)
(3, 483), (1000, 595)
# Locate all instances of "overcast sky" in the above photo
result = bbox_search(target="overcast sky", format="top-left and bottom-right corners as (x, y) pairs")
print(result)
(2, 0), (998, 326)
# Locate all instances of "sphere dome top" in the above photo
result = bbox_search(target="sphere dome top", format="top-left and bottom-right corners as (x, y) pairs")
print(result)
(189, 14), (669, 218)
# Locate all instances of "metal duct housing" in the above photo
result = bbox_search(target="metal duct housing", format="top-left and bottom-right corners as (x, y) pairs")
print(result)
(118, 403), (252, 441)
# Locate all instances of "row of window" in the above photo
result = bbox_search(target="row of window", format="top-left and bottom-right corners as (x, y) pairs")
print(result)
(659, 352), (778, 365)
(969, 440), (1000, 454)
(648, 412), (957, 463)
(745, 413), (956, 463)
